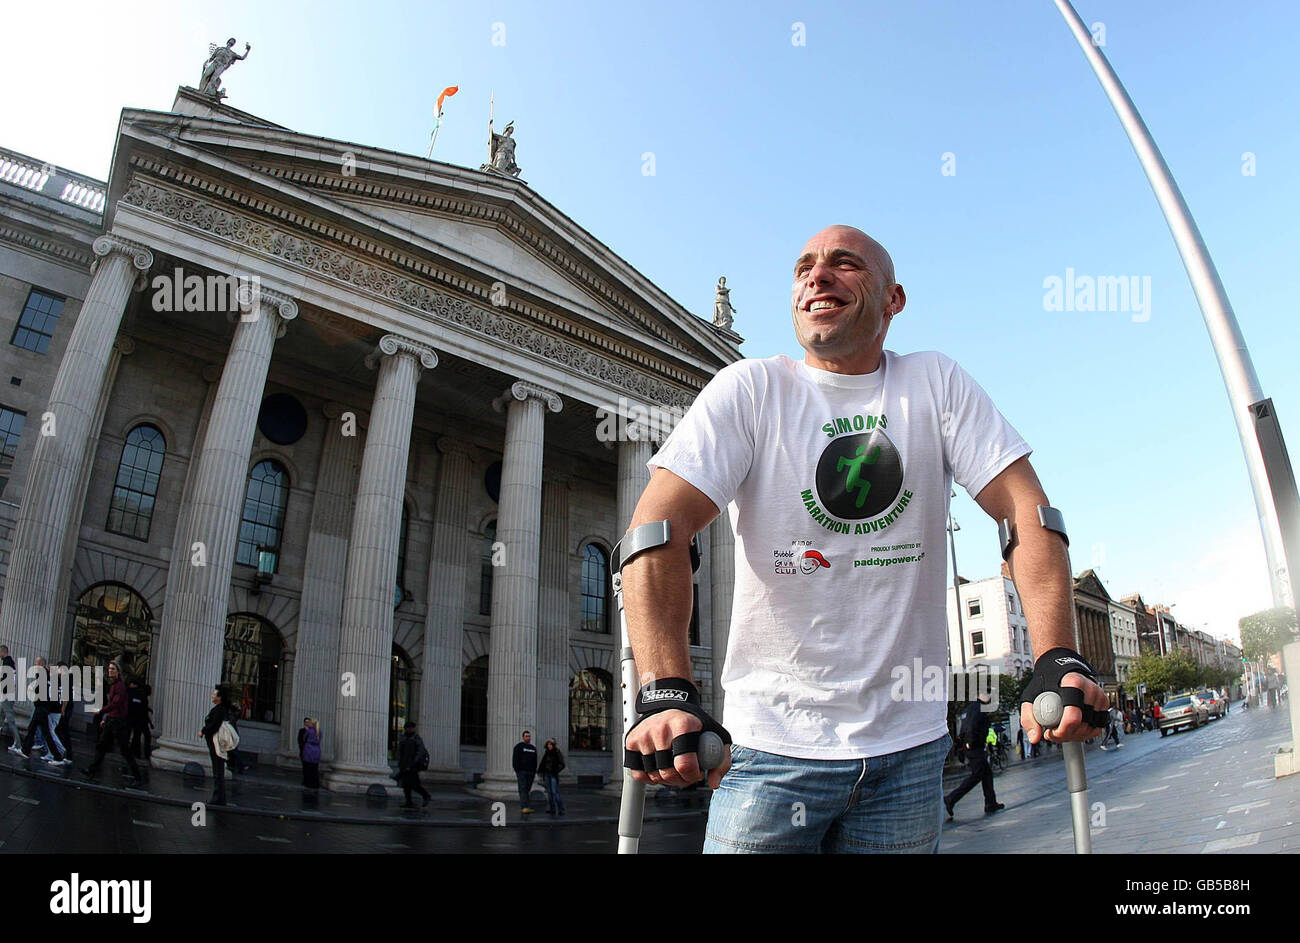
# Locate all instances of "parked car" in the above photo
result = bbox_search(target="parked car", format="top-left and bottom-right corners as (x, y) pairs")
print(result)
(1196, 689), (1225, 719)
(1158, 695), (1208, 736)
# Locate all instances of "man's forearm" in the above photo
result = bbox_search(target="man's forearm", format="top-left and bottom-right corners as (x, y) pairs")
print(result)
(620, 525), (696, 685)
(1006, 503), (1078, 658)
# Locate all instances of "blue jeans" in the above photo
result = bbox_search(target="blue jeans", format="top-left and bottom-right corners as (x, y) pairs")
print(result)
(704, 733), (951, 854)
(516, 771), (535, 808)
(543, 773), (564, 814)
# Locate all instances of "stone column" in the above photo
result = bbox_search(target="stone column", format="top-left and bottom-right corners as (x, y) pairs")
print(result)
(536, 478), (570, 759)
(607, 425), (653, 790)
(150, 288), (298, 771)
(0, 235), (152, 665)
(709, 513), (736, 720)
(285, 402), (362, 765)
(52, 335), (135, 662)
(476, 381), (562, 798)
(418, 437), (476, 781)
(329, 335), (437, 791)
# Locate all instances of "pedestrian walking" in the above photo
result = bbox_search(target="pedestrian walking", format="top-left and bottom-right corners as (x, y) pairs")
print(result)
(82, 661), (143, 788)
(396, 721), (431, 808)
(538, 738), (566, 815)
(126, 676), (152, 760)
(224, 692), (251, 774)
(199, 683), (236, 805)
(944, 693), (1004, 820)
(1, 644), (22, 750)
(1099, 705), (1122, 750)
(512, 730), (538, 814)
(19, 656), (67, 763)
(1015, 725), (1024, 760)
(298, 717), (321, 789)
(53, 661), (74, 764)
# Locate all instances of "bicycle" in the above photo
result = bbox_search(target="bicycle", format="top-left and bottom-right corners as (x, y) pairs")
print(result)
(990, 736), (1010, 773)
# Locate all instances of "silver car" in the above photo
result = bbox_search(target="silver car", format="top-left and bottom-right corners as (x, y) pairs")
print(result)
(1159, 695), (1208, 736)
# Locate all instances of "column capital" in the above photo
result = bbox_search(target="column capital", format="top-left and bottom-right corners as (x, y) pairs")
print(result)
(493, 380), (562, 415)
(91, 235), (153, 273)
(201, 363), (223, 384)
(365, 334), (438, 371)
(229, 284), (300, 332)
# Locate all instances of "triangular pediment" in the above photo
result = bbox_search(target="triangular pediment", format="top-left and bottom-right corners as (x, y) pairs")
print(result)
(107, 96), (739, 381)
(1074, 569), (1111, 602)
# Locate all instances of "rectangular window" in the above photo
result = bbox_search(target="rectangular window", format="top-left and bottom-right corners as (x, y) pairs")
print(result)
(971, 630), (985, 657)
(967, 597), (982, 618)
(1008, 594), (1016, 616)
(0, 406), (26, 496)
(11, 289), (64, 355)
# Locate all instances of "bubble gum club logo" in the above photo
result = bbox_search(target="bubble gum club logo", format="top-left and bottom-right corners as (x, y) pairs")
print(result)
(774, 547), (831, 575)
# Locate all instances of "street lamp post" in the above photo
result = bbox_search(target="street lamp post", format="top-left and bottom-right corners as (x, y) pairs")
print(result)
(949, 514), (967, 672)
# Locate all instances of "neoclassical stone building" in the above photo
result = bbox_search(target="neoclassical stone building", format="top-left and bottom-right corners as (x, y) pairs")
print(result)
(0, 86), (740, 792)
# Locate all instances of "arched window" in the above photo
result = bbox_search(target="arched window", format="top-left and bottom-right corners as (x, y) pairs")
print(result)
(223, 613), (285, 724)
(389, 646), (413, 760)
(460, 655), (488, 745)
(72, 583), (152, 680)
(237, 460), (289, 571)
(395, 503), (410, 608)
(581, 544), (610, 634)
(106, 424), (166, 540)
(569, 667), (612, 751)
(479, 521), (496, 616)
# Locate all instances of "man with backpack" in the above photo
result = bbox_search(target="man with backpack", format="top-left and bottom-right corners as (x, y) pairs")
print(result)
(944, 692), (1004, 820)
(397, 721), (430, 808)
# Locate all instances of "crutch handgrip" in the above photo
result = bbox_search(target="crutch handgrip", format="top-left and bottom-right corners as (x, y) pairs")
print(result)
(697, 731), (726, 771)
(1032, 690), (1065, 728)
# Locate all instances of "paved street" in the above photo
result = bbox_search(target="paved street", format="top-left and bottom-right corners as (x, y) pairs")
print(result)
(940, 702), (1299, 854)
(0, 703), (1294, 853)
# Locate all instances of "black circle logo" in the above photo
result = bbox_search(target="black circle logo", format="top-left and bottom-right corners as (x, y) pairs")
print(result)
(814, 430), (903, 520)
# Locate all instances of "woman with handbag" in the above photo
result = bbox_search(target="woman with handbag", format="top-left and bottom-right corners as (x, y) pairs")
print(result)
(300, 717), (321, 789)
(538, 738), (566, 816)
(199, 684), (236, 806)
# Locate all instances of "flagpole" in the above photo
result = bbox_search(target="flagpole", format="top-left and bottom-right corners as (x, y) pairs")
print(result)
(426, 113), (441, 159)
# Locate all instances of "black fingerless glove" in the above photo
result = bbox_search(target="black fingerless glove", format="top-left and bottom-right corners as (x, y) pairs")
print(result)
(1020, 648), (1110, 729)
(622, 677), (732, 773)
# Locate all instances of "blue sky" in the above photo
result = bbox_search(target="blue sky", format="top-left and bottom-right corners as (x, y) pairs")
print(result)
(4, 0), (1297, 643)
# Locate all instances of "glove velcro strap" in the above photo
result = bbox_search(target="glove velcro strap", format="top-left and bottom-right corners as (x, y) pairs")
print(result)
(635, 677), (700, 713)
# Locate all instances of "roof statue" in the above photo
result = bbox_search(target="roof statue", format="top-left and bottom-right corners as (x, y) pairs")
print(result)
(200, 38), (251, 100)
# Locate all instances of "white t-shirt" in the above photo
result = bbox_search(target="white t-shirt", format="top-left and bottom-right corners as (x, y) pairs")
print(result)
(648, 350), (1031, 759)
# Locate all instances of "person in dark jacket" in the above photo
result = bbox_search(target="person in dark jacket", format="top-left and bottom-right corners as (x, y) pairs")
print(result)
(512, 730), (538, 814)
(82, 661), (143, 787)
(199, 684), (234, 805)
(1, 645), (21, 749)
(944, 693), (1003, 819)
(126, 676), (152, 760)
(54, 661), (74, 764)
(396, 721), (430, 808)
(538, 738), (566, 815)
(298, 717), (321, 789)
(18, 655), (65, 762)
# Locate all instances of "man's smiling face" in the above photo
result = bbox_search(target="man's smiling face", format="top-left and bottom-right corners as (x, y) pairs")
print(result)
(791, 226), (904, 374)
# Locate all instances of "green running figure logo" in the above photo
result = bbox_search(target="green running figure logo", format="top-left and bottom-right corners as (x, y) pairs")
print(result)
(836, 443), (882, 509)
(813, 430), (904, 521)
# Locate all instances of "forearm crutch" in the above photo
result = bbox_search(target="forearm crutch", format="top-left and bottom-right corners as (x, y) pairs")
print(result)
(612, 520), (725, 854)
(1032, 691), (1093, 854)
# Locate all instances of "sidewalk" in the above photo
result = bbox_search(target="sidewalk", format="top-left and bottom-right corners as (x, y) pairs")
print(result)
(0, 748), (709, 828)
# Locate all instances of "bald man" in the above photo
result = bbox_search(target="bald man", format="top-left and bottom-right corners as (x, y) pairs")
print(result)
(620, 225), (1107, 853)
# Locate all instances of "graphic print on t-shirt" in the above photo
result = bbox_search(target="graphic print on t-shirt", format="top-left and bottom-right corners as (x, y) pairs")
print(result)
(814, 428), (904, 520)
